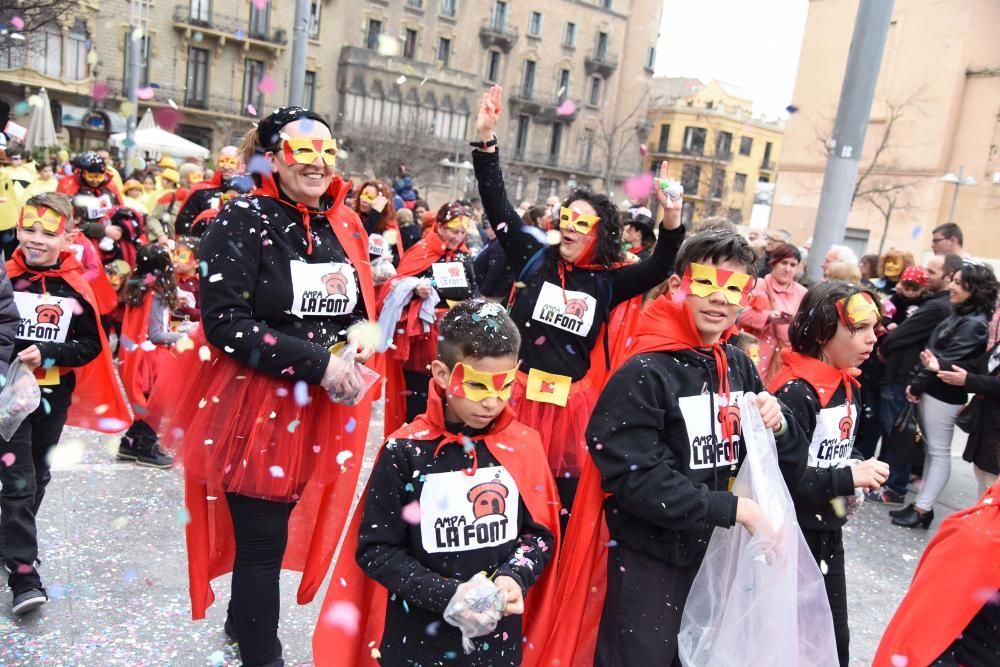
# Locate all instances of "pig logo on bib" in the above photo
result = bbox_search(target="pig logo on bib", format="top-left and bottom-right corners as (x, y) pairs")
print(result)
(35, 303), (64, 326)
(322, 272), (348, 296)
(839, 414), (853, 442)
(564, 298), (589, 318)
(718, 405), (742, 442)
(467, 480), (509, 519)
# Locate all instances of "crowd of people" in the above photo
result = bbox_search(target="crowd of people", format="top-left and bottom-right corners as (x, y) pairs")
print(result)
(0, 84), (997, 667)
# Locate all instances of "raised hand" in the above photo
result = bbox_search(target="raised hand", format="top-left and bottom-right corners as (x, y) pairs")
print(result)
(653, 160), (682, 230)
(476, 85), (503, 146)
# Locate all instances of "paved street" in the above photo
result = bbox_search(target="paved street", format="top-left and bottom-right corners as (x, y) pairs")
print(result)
(0, 416), (980, 666)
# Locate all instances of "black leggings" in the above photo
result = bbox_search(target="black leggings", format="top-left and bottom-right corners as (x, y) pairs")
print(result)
(225, 493), (295, 667)
(803, 528), (849, 667)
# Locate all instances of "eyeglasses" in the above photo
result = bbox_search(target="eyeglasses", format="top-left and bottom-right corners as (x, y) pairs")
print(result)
(931, 237), (946, 244)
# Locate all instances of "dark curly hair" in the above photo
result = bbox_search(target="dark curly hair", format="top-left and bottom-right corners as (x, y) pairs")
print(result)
(548, 188), (623, 267)
(788, 281), (882, 359)
(124, 244), (179, 309)
(437, 299), (521, 368)
(952, 261), (999, 317)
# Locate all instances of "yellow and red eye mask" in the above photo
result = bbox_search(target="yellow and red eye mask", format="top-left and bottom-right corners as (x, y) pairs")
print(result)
(442, 215), (470, 231)
(447, 363), (517, 402)
(173, 248), (195, 264)
(359, 189), (378, 205)
(558, 206), (600, 235)
(217, 155), (239, 170)
(679, 262), (753, 306)
(837, 292), (879, 326)
(281, 138), (338, 167)
(18, 204), (67, 235)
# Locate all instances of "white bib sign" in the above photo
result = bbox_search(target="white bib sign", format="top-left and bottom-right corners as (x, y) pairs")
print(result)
(13, 292), (75, 344)
(289, 260), (359, 318)
(85, 194), (113, 220)
(531, 281), (598, 338)
(809, 402), (856, 468)
(680, 391), (746, 470)
(420, 465), (519, 554)
(431, 261), (469, 290)
(368, 234), (389, 258)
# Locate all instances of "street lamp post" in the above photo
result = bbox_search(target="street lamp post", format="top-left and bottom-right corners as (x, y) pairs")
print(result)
(939, 165), (977, 223)
(439, 154), (474, 201)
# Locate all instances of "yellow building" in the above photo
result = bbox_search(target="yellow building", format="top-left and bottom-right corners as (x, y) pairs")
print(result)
(644, 78), (784, 227)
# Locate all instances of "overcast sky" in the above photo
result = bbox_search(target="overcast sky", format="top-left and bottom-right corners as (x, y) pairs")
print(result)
(654, 0), (810, 119)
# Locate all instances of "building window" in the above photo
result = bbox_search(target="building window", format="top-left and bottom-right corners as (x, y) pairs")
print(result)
(596, 31), (609, 58)
(66, 21), (90, 81)
(762, 141), (774, 168)
(248, 1), (270, 39)
(515, 114), (530, 158)
(437, 37), (451, 67)
(733, 173), (747, 193)
(308, 1), (321, 39)
(728, 207), (743, 224)
(185, 47), (210, 108)
(709, 170), (725, 199)
(491, 0), (509, 30)
(656, 124), (670, 153)
(403, 29), (418, 59)
(715, 131), (733, 159)
(588, 76), (602, 106)
(189, 0), (211, 23)
(521, 60), (536, 98)
(645, 47), (655, 71)
(681, 200), (694, 226)
(405, 0), (423, 8)
(758, 175), (770, 183)
(365, 20), (382, 50)
(681, 164), (701, 195)
(583, 128), (595, 167)
(557, 69), (570, 102)
(303, 70), (316, 109)
(123, 32), (152, 87)
(563, 22), (576, 47)
(486, 50), (501, 82)
(441, 0), (458, 18)
(30, 26), (62, 78)
(601, 0), (613, 8)
(243, 58), (265, 115)
(549, 123), (563, 163)
(683, 126), (706, 155)
(538, 177), (558, 200)
(739, 136), (753, 156)
(528, 11), (543, 37)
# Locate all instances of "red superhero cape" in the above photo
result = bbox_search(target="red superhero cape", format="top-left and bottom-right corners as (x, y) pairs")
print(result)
(7, 249), (132, 433)
(179, 172), (378, 618)
(118, 291), (155, 417)
(377, 231), (470, 438)
(873, 480), (1000, 667)
(56, 170), (124, 204)
(312, 380), (561, 666)
(768, 349), (860, 408)
(531, 294), (734, 666)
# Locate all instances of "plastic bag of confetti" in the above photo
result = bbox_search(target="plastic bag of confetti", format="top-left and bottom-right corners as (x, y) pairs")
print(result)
(443, 572), (507, 654)
(325, 344), (380, 407)
(678, 394), (838, 667)
(371, 256), (397, 286)
(0, 360), (41, 440)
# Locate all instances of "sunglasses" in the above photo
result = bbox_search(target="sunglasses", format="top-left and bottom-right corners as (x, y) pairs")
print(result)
(280, 138), (338, 166)
(558, 207), (600, 235)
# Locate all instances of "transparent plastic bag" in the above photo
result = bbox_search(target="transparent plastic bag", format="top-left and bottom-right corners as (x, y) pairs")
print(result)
(443, 573), (507, 654)
(324, 345), (381, 406)
(0, 360), (42, 441)
(678, 394), (839, 667)
(371, 256), (397, 286)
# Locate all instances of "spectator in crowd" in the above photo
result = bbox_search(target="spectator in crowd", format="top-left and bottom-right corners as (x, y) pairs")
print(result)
(859, 254), (880, 287)
(931, 222), (969, 258)
(825, 261), (862, 284)
(822, 245), (859, 279)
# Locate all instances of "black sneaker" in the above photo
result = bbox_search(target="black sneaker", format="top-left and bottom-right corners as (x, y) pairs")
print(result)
(135, 441), (173, 469)
(12, 588), (47, 616)
(866, 489), (905, 506)
(117, 435), (140, 461)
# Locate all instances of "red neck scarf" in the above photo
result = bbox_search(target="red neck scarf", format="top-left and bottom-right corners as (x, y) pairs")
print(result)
(255, 172), (351, 255)
(768, 350), (860, 409)
(9, 248), (84, 294)
(630, 294), (739, 443)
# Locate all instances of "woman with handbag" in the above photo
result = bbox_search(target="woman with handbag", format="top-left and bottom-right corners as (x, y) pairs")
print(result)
(738, 243), (807, 382)
(938, 340), (1000, 495)
(896, 261), (998, 528)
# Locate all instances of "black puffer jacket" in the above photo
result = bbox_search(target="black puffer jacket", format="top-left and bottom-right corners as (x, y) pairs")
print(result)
(961, 342), (1000, 475)
(910, 311), (990, 405)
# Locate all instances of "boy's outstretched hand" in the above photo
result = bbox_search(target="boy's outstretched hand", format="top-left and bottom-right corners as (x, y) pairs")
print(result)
(475, 85), (502, 152)
(494, 575), (524, 616)
(752, 392), (785, 433)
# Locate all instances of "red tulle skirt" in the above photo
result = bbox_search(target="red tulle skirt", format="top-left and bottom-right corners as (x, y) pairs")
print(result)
(509, 372), (597, 478)
(135, 345), (170, 397)
(400, 324), (438, 374)
(146, 333), (375, 502)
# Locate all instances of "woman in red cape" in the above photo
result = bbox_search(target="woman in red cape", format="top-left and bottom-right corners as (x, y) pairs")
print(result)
(873, 479), (1000, 667)
(378, 202), (478, 435)
(144, 107), (378, 667)
(311, 378), (561, 666)
(6, 249), (131, 433)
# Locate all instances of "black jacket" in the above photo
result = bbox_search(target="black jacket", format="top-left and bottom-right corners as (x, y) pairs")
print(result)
(910, 311), (990, 404)
(586, 346), (807, 565)
(174, 186), (221, 236)
(357, 421), (553, 666)
(879, 290), (951, 386)
(961, 342), (1000, 475)
(474, 149), (684, 381)
(0, 262), (19, 378)
(774, 381), (861, 531)
(473, 239), (515, 299)
(199, 193), (367, 384)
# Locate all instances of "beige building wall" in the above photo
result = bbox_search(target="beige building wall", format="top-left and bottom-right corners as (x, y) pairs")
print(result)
(771, 0), (1000, 262)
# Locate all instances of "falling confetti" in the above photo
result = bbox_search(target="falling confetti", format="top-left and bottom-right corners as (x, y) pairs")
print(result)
(1, 452), (14, 466)
(11, 16), (24, 30)
(287, 419), (300, 433)
(258, 73), (276, 94)
(785, 104), (799, 114)
(152, 106), (180, 130)
(92, 81), (110, 102)
(336, 450), (353, 466)
(545, 229), (562, 245)
(377, 35), (401, 57)
(639, 143), (648, 156)
(911, 225), (922, 240)
(168, 98), (178, 110)
(345, 417), (357, 433)
(396, 75), (407, 85)
(247, 103), (257, 116)
(294, 381), (310, 406)
(623, 173), (654, 201)
(248, 154), (271, 174)
(555, 99), (576, 117)
(177, 507), (191, 525)
(47, 439), (85, 469)
(890, 656), (909, 667)
(269, 465), (285, 478)
(323, 601), (360, 634)
(198, 345), (212, 362)
(136, 87), (155, 100)
(119, 101), (135, 116)
(401, 500), (421, 524)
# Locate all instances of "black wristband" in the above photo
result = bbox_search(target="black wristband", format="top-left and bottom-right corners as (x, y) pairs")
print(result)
(470, 135), (497, 149)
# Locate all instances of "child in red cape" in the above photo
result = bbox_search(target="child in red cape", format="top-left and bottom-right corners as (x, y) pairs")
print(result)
(314, 300), (559, 666)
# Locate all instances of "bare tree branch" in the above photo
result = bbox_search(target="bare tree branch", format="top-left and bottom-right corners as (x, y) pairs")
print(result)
(595, 87), (652, 193)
